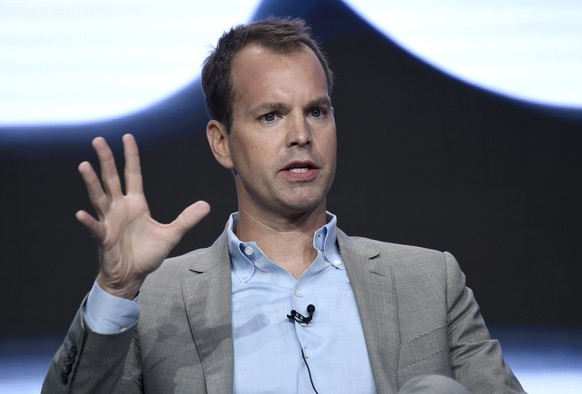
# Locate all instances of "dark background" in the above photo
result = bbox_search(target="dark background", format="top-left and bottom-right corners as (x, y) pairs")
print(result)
(1, 0), (581, 337)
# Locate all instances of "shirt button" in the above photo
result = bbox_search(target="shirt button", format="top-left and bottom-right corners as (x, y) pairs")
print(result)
(241, 272), (248, 280)
(294, 288), (303, 298)
(244, 246), (253, 256)
(303, 347), (311, 358)
(332, 259), (342, 267)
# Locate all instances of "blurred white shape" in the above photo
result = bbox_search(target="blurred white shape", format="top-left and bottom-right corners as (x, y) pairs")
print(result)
(343, 0), (582, 107)
(0, 0), (259, 124)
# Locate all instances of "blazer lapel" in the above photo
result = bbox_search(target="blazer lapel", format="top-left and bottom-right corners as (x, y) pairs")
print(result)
(338, 230), (400, 394)
(181, 230), (234, 394)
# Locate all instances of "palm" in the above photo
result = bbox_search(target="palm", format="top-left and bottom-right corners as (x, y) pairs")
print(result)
(76, 135), (210, 298)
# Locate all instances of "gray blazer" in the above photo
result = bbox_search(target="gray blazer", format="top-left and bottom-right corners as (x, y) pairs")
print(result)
(43, 229), (524, 393)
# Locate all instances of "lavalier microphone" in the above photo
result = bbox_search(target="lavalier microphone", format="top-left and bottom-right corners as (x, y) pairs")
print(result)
(287, 304), (315, 325)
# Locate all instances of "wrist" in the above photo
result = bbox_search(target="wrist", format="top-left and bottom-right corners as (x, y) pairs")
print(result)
(96, 273), (143, 300)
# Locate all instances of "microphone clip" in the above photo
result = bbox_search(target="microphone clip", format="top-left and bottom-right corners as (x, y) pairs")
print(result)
(287, 304), (315, 325)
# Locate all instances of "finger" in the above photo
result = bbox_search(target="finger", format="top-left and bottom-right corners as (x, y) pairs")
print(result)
(92, 137), (123, 199)
(122, 134), (144, 195)
(75, 210), (106, 242)
(78, 161), (109, 218)
(168, 201), (211, 239)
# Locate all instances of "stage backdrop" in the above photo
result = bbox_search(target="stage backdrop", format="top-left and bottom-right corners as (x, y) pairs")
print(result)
(1, 0), (580, 343)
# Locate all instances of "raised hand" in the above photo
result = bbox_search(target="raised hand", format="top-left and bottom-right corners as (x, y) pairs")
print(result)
(75, 134), (210, 299)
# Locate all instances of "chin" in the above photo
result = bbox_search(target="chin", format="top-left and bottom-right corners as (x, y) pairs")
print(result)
(280, 195), (327, 215)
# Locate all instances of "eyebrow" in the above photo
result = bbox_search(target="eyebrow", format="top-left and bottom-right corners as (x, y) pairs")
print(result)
(248, 102), (287, 117)
(248, 96), (332, 117)
(307, 96), (332, 109)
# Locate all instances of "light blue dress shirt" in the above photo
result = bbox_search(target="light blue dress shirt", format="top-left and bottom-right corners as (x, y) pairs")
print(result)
(84, 212), (376, 393)
(228, 212), (376, 394)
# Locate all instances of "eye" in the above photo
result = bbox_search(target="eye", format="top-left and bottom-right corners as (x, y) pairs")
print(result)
(262, 112), (277, 122)
(309, 107), (326, 118)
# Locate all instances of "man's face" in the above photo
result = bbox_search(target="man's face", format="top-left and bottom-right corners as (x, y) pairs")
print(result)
(223, 44), (337, 220)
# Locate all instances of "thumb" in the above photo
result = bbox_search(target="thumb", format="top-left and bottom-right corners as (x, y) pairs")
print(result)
(169, 200), (211, 237)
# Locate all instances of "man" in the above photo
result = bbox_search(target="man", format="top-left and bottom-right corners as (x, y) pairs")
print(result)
(43, 18), (525, 393)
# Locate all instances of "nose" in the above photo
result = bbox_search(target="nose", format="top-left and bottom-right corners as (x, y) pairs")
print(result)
(287, 114), (312, 148)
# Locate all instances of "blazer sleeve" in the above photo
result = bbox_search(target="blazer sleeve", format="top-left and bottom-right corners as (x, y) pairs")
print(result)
(41, 299), (143, 394)
(445, 252), (526, 393)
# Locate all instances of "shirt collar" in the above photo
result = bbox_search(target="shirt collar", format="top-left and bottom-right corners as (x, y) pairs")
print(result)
(227, 211), (343, 273)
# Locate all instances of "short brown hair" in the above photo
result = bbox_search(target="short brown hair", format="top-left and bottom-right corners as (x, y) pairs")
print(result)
(201, 17), (334, 132)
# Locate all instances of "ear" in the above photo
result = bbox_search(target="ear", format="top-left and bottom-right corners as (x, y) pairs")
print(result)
(206, 120), (234, 169)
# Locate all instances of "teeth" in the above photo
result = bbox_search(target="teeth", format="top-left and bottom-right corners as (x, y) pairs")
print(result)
(289, 167), (309, 173)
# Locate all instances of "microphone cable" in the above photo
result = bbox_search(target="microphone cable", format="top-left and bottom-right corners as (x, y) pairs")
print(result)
(301, 347), (319, 394)
(287, 304), (319, 393)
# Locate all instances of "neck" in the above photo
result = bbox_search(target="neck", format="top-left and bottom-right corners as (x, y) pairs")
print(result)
(235, 206), (327, 278)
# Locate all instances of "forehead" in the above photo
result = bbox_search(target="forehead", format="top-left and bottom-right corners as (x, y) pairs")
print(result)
(230, 44), (328, 105)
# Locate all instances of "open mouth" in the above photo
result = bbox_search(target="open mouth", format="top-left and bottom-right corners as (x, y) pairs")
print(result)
(288, 166), (310, 173)
(283, 161), (318, 173)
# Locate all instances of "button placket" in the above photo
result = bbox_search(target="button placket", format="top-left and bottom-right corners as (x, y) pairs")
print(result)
(291, 281), (314, 361)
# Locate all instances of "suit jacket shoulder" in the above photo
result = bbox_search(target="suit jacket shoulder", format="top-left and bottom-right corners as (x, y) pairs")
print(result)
(337, 229), (525, 393)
